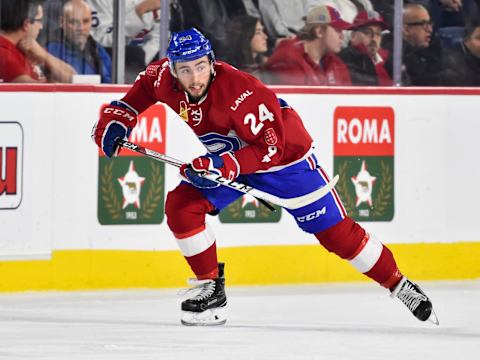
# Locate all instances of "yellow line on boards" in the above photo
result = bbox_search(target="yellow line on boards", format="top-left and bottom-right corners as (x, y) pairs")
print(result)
(0, 242), (479, 292)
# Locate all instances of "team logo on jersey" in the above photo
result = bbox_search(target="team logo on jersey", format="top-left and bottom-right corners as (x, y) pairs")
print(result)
(219, 194), (281, 223)
(198, 132), (242, 155)
(333, 106), (394, 221)
(97, 105), (166, 225)
(0, 122), (23, 209)
(264, 128), (278, 146)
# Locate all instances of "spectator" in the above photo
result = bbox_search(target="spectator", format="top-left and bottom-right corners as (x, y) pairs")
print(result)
(440, 18), (480, 85)
(383, 3), (443, 85)
(402, 3), (443, 85)
(221, 16), (269, 81)
(339, 10), (392, 85)
(86, 0), (161, 82)
(264, 5), (353, 85)
(46, 0), (112, 83)
(0, 0), (75, 83)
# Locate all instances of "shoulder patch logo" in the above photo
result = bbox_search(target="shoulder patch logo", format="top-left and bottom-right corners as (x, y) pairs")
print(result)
(146, 65), (161, 77)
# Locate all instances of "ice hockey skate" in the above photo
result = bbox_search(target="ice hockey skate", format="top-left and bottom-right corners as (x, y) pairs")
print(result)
(180, 263), (227, 326)
(391, 276), (439, 325)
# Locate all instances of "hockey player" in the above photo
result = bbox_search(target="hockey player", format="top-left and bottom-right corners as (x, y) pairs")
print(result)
(91, 28), (439, 326)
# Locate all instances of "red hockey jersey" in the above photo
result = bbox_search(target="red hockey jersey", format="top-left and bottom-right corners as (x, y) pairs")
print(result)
(122, 59), (313, 174)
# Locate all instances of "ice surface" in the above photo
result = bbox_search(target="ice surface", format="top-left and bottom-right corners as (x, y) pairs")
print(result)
(0, 281), (478, 360)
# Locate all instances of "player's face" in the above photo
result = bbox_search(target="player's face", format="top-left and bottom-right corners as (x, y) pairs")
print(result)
(175, 56), (212, 100)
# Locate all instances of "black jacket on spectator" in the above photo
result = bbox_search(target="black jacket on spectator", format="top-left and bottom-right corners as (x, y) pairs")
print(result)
(339, 45), (379, 86)
(440, 43), (480, 86)
(384, 33), (443, 86)
(404, 38), (443, 85)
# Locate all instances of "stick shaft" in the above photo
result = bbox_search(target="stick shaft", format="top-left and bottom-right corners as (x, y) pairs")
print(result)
(116, 139), (337, 210)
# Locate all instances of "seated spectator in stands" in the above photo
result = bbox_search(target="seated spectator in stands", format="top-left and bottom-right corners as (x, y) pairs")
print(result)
(264, 5), (353, 85)
(383, 3), (443, 85)
(440, 18), (480, 85)
(339, 10), (392, 85)
(0, 0), (76, 83)
(222, 15), (269, 81)
(86, 0), (161, 82)
(46, 0), (112, 83)
(401, 3), (443, 85)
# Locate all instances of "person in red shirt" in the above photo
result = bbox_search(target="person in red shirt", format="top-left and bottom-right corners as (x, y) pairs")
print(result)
(0, 0), (75, 83)
(91, 28), (438, 327)
(339, 10), (393, 86)
(264, 5), (353, 86)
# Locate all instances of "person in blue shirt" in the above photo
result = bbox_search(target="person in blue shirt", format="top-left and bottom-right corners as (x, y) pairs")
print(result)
(47, 0), (111, 83)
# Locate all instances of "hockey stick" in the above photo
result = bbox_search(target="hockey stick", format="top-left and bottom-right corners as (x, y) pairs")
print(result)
(115, 139), (339, 210)
(115, 138), (274, 212)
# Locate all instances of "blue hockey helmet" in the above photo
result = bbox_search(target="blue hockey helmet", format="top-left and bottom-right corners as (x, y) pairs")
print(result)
(167, 28), (215, 72)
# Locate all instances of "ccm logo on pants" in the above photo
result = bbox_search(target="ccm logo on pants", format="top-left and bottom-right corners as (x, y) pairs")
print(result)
(296, 207), (326, 222)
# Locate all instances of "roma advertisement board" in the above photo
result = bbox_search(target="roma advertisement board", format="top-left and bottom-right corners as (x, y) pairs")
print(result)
(333, 107), (395, 221)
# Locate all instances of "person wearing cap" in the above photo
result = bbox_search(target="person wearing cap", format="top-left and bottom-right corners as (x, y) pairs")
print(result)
(338, 10), (392, 86)
(264, 5), (353, 85)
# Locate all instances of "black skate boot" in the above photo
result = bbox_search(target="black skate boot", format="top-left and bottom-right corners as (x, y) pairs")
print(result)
(181, 262), (227, 326)
(391, 276), (439, 325)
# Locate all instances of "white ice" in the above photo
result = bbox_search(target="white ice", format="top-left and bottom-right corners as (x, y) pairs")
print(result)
(0, 281), (478, 360)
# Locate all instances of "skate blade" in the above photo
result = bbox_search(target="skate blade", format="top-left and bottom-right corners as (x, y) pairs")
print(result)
(427, 309), (440, 326)
(181, 307), (226, 326)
